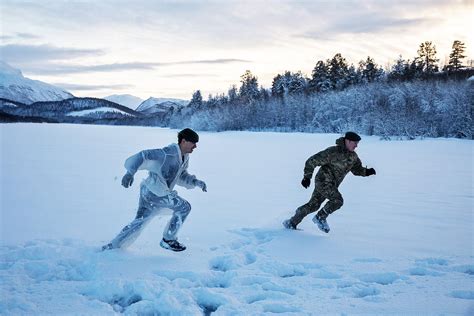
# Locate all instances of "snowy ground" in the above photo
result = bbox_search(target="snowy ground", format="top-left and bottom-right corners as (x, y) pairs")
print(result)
(1, 123), (473, 315)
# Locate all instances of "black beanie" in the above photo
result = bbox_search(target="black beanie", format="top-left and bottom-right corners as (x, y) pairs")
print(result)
(178, 128), (199, 143)
(344, 131), (361, 141)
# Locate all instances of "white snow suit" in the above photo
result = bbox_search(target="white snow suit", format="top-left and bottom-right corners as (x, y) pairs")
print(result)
(108, 143), (203, 248)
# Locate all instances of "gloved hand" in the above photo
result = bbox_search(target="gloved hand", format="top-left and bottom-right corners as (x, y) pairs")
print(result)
(366, 168), (376, 176)
(121, 172), (134, 188)
(301, 177), (311, 189)
(195, 180), (207, 192)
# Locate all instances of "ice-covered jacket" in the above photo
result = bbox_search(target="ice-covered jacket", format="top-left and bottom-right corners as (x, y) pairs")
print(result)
(304, 137), (369, 188)
(124, 143), (200, 197)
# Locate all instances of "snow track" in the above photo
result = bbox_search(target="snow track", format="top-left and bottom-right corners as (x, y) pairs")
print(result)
(1, 230), (473, 314)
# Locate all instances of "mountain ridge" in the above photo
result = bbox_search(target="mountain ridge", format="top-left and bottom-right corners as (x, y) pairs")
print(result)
(136, 96), (189, 112)
(0, 61), (74, 104)
(104, 94), (144, 109)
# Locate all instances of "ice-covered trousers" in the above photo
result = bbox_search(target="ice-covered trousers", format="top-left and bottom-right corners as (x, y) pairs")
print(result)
(109, 185), (191, 249)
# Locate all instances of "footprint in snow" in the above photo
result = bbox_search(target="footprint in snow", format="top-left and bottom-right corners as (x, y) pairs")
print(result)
(408, 267), (444, 277)
(262, 303), (301, 313)
(415, 257), (449, 266)
(452, 264), (474, 275)
(194, 288), (227, 315)
(245, 290), (293, 304)
(351, 284), (381, 298)
(449, 290), (474, 300)
(258, 261), (306, 278)
(229, 228), (279, 246)
(209, 255), (240, 272)
(356, 272), (403, 285)
(408, 257), (452, 276)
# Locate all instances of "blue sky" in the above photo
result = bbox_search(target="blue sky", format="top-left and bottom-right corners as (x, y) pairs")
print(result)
(1, 0), (472, 100)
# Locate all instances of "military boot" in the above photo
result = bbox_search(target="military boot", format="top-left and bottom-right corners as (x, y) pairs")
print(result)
(312, 213), (330, 233)
(282, 219), (297, 230)
(101, 243), (114, 251)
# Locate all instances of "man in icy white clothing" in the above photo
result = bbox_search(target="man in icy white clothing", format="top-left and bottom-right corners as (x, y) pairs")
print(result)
(102, 128), (207, 252)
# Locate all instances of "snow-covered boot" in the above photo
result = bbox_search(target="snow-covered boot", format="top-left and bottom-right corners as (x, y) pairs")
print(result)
(312, 214), (330, 233)
(160, 238), (186, 252)
(282, 219), (297, 230)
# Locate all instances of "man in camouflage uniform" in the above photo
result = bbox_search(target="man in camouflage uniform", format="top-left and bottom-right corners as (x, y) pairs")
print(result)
(283, 132), (376, 233)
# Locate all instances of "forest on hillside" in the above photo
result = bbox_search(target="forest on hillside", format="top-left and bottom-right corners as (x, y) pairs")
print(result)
(167, 40), (473, 139)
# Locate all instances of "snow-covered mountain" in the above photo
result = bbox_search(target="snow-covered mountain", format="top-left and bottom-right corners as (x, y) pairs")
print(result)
(0, 61), (74, 104)
(135, 97), (188, 114)
(104, 94), (143, 109)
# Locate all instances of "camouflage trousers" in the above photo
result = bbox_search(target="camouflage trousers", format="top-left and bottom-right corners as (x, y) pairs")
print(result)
(290, 181), (343, 226)
(108, 185), (191, 249)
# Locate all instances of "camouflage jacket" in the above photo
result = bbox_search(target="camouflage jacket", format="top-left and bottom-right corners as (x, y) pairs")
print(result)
(304, 137), (369, 187)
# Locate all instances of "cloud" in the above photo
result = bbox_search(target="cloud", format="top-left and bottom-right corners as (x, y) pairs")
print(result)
(1, 41), (249, 75)
(331, 16), (426, 34)
(23, 59), (249, 75)
(0, 35), (13, 41)
(27, 62), (162, 75)
(1, 44), (104, 63)
(159, 73), (218, 78)
(16, 32), (40, 39)
(299, 15), (427, 40)
(178, 59), (250, 65)
(53, 83), (134, 91)
(0, 32), (40, 41)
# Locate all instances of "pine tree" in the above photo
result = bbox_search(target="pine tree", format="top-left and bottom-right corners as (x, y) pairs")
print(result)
(260, 86), (270, 102)
(190, 90), (203, 107)
(347, 64), (360, 86)
(207, 93), (218, 107)
(359, 56), (383, 83)
(328, 53), (350, 90)
(389, 55), (406, 81)
(272, 71), (306, 97)
(239, 70), (259, 102)
(287, 71), (307, 94)
(410, 58), (425, 79)
(271, 74), (285, 97)
(228, 85), (238, 102)
(417, 41), (439, 74)
(308, 60), (331, 93)
(447, 40), (466, 71)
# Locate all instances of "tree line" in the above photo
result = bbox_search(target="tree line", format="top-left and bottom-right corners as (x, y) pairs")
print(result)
(167, 40), (472, 139)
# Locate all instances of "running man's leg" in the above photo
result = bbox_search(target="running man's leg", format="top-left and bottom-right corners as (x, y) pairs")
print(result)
(316, 187), (343, 220)
(162, 193), (191, 241)
(289, 188), (326, 226)
(104, 186), (157, 249)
